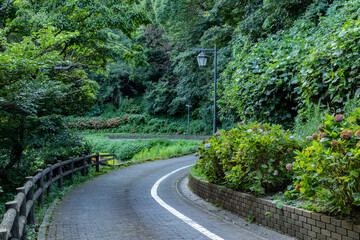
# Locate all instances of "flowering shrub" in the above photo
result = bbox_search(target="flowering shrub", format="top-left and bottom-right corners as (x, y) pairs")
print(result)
(294, 110), (360, 215)
(66, 116), (125, 130)
(196, 122), (301, 195)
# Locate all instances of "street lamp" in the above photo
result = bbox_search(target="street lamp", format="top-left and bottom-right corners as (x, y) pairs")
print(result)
(194, 45), (217, 134)
(185, 104), (192, 135)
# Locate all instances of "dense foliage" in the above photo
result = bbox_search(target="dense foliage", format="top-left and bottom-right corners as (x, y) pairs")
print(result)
(196, 123), (301, 195)
(66, 114), (211, 135)
(221, 0), (360, 126)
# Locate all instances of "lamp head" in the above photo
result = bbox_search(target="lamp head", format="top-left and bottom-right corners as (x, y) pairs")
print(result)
(197, 52), (208, 67)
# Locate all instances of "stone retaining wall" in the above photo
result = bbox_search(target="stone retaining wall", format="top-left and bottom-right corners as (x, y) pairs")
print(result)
(188, 174), (360, 240)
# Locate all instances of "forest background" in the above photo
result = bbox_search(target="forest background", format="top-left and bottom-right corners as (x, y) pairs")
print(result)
(1, 0), (360, 205)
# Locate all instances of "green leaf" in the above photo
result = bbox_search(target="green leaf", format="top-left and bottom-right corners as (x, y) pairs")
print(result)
(352, 193), (360, 206)
(350, 171), (359, 178)
(343, 207), (351, 215)
(272, 200), (283, 210)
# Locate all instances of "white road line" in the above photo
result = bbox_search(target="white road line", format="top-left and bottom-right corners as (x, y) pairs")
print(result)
(151, 165), (224, 240)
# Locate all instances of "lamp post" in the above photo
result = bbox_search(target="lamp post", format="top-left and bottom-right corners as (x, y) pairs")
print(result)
(185, 104), (192, 135)
(194, 45), (217, 134)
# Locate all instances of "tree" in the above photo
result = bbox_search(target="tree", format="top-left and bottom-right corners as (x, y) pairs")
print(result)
(0, 0), (150, 189)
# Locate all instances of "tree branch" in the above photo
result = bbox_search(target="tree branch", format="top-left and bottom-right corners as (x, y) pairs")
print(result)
(0, 0), (15, 12)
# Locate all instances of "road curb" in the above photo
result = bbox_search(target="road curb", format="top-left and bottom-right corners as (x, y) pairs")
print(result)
(176, 175), (294, 240)
(37, 199), (59, 240)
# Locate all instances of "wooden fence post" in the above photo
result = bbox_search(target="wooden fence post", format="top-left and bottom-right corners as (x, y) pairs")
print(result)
(96, 152), (100, 172)
(16, 187), (26, 217)
(6, 201), (19, 239)
(81, 155), (86, 176)
(16, 187), (27, 240)
(25, 177), (35, 225)
(86, 155), (90, 175)
(70, 158), (74, 181)
(37, 169), (44, 207)
(57, 161), (63, 189)
(0, 229), (7, 240)
(46, 164), (53, 194)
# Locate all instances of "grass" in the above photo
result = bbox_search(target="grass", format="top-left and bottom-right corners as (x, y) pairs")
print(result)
(292, 102), (326, 140)
(189, 165), (208, 181)
(131, 140), (199, 162)
(83, 135), (174, 161)
(83, 135), (200, 162)
(292, 96), (359, 140)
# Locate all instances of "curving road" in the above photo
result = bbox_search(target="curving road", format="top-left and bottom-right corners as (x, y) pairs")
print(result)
(46, 156), (293, 240)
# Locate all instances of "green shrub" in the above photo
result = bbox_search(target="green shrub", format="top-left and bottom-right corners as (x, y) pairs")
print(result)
(145, 118), (166, 133)
(0, 130), (90, 194)
(190, 120), (208, 135)
(294, 109), (360, 215)
(127, 114), (146, 125)
(197, 123), (301, 194)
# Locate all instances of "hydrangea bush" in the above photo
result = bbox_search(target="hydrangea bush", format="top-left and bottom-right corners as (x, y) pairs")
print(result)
(196, 122), (301, 195)
(294, 109), (360, 215)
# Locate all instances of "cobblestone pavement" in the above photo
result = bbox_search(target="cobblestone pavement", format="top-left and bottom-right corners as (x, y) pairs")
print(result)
(46, 155), (294, 240)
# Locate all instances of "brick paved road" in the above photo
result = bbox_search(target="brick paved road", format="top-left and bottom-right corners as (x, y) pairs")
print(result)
(46, 155), (294, 240)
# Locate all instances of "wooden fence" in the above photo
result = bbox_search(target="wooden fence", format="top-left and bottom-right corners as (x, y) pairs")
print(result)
(0, 153), (116, 240)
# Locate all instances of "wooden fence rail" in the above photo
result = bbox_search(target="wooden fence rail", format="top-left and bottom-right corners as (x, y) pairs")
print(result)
(0, 152), (115, 240)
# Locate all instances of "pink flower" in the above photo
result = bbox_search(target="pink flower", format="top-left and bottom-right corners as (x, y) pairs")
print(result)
(340, 130), (353, 140)
(237, 151), (244, 157)
(286, 163), (293, 170)
(355, 130), (360, 138)
(318, 125), (325, 132)
(306, 136), (312, 141)
(215, 131), (221, 136)
(319, 133), (327, 139)
(334, 114), (343, 123)
(312, 133), (318, 140)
